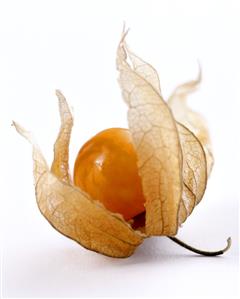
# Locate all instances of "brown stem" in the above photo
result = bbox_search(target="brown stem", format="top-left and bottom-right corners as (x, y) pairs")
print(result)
(168, 236), (231, 256)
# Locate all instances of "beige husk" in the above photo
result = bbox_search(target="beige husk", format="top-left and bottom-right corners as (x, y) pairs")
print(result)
(176, 123), (207, 224)
(14, 32), (210, 257)
(116, 31), (208, 235)
(117, 35), (183, 236)
(13, 91), (144, 258)
(168, 69), (214, 176)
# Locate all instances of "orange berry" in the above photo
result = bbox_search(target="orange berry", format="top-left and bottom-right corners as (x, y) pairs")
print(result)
(74, 128), (145, 220)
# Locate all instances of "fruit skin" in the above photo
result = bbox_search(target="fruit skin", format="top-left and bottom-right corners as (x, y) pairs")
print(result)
(74, 128), (145, 220)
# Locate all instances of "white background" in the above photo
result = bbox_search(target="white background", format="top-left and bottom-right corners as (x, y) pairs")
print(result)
(0, 0), (239, 298)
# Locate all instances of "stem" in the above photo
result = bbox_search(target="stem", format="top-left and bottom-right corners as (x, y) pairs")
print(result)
(168, 236), (231, 256)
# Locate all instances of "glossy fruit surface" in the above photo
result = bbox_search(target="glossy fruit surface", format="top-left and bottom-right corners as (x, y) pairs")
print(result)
(74, 128), (145, 220)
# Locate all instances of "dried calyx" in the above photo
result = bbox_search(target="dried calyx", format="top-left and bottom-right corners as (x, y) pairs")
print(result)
(13, 30), (231, 258)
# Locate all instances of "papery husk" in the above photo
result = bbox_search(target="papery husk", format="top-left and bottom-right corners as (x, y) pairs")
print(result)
(168, 69), (214, 176)
(50, 90), (73, 184)
(177, 123), (207, 224)
(13, 91), (144, 258)
(117, 34), (183, 236)
(14, 32), (211, 257)
(117, 31), (208, 235)
(123, 41), (161, 94)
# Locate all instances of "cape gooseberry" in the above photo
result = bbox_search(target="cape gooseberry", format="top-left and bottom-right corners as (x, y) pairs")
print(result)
(74, 128), (145, 221)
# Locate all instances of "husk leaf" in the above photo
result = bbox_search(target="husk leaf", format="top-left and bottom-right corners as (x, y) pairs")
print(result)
(117, 33), (183, 236)
(177, 123), (207, 224)
(168, 69), (214, 176)
(50, 90), (73, 184)
(117, 31), (208, 233)
(13, 91), (144, 258)
(123, 40), (161, 94)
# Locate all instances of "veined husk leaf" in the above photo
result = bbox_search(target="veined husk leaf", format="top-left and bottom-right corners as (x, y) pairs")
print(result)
(14, 91), (144, 258)
(123, 40), (161, 94)
(117, 34), (183, 236)
(117, 32), (208, 234)
(168, 69), (214, 176)
(176, 123), (207, 224)
(124, 43), (210, 181)
(50, 90), (73, 184)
